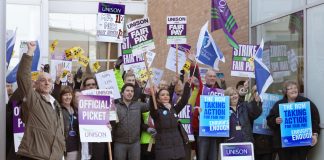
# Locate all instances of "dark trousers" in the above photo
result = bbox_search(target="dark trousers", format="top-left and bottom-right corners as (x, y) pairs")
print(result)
(91, 142), (108, 160)
(277, 147), (308, 160)
(114, 141), (141, 160)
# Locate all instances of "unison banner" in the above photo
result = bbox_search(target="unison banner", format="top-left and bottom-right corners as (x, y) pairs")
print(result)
(220, 142), (254, 160)
(199, 95), (230, 137)
(231, 44), (259, 78)
(167, 16), (187, 44)
(97, 3), (125, 43)
(279, 102), (312, 148)
(127, 17), (155, 55)
(78, 95), (111, 142)
(253, 93), (282, 135)
(81, 89), (117, 121)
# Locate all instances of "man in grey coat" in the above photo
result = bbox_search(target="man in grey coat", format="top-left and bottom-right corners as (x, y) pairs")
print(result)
(112, 83), (149, 160)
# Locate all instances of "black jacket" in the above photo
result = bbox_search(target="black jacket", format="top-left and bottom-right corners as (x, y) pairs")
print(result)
(150, 82), (190, 160)
(226, 100), (262, 143)
(266, 95), (320, 149)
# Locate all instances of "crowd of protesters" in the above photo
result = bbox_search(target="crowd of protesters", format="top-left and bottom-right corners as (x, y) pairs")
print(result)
(5, 41), (320, 160)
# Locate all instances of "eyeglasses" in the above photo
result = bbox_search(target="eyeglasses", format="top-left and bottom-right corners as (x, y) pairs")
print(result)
(85, 83), (97, 87)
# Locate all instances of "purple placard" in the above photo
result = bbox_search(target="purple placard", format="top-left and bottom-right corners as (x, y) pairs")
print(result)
(78, 95), (110, 125)
(98, 2), (125, 15)
(170, 44), (191, 52)
(167, 24), (187, 36)
(122, 52), (144, 65)
(223, 144), (253, 157)
(12, 101), (25, 133)
(202, 86), (224, 96)
(128, 26), (153, 46)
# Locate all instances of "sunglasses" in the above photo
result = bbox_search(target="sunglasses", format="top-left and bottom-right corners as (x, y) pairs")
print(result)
(85, 83), (97, 87)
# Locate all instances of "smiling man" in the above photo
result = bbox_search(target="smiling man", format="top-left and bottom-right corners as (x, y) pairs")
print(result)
(16, 42), (65, 160)
(112, 83), (149, 160)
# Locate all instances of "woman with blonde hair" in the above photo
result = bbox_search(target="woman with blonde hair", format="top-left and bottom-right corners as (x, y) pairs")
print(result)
(224, 87), (262, 143)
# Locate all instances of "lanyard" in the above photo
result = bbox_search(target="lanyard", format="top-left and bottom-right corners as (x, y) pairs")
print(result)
(231, 107), (240, 126)
(69, 114), (74, 131)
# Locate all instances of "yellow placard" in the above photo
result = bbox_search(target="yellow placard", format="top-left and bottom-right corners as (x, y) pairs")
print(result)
(182, 60), (191, 73)
(65, 48), (74, 60)
(61, 70), (70, 78)
(139, 69), (153, 81)
(73, 47), (84, 58)
(31, 71), (39, 81)
(78, 55), (89, 67)
(50, 40), (58, 53)
(92, 61), (101, 73)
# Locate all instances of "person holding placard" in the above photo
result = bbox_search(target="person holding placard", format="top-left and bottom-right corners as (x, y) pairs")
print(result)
(81, 76), (109, 160)
(191, 69), (226, 160)
(149, 79), (191, 160)
(224, 87), (262, 143)
(267, 80), (320, 160)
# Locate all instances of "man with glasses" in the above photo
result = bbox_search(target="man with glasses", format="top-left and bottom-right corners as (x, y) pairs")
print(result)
(16, 42), (65, 160)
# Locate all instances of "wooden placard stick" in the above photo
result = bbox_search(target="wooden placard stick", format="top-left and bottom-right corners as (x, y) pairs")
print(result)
(176, 44), (179, 76)
(108, 142), (112, 160)
(107, 42), (111, 70)
(144, 52), (157, 110)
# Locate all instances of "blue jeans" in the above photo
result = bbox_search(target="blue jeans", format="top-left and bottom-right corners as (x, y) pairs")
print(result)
(114, 141), (140, 160)
(198, 137), (219, 160)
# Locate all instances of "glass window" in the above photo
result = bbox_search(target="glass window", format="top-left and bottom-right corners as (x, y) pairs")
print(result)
(251, 11), (304, 94)
(6, 4), (41, 70)
(252, 0), (305, 24)
(49, 13), (118, 73)
(306, 4), (324, 123)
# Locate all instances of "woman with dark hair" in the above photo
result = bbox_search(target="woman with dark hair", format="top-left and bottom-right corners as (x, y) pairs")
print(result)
(59, 86), (80, 160)
(149, 79), (191, 160)
(267, 80), (320, 160)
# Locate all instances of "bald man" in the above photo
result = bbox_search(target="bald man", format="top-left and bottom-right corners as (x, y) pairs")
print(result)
(16, 42), (65, 160)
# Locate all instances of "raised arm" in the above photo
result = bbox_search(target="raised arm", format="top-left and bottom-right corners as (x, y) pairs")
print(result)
(174, 82), (191, 114)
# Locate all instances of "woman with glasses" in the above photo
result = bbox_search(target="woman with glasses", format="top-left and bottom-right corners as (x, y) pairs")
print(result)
(267, 80), (320, 160)
(224, 87), (262, 143)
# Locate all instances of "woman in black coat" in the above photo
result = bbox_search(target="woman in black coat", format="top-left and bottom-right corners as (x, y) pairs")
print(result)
(150, 80), (191, 160)
(267, 80), (320, 160)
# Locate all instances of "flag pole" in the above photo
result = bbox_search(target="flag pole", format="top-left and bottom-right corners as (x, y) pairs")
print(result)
(107, 42), (111, 70)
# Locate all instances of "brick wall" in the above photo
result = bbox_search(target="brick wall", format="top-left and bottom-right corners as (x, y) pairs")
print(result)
(148, 0), (249, 87)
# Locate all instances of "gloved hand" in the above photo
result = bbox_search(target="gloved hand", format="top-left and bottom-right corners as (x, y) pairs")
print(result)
(147, 127), (157, 137)
(75, 67), (83, 81)
(115, 56), (123, 70)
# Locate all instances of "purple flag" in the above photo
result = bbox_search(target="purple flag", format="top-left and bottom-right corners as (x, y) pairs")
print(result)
(211, 0), (239, 49)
